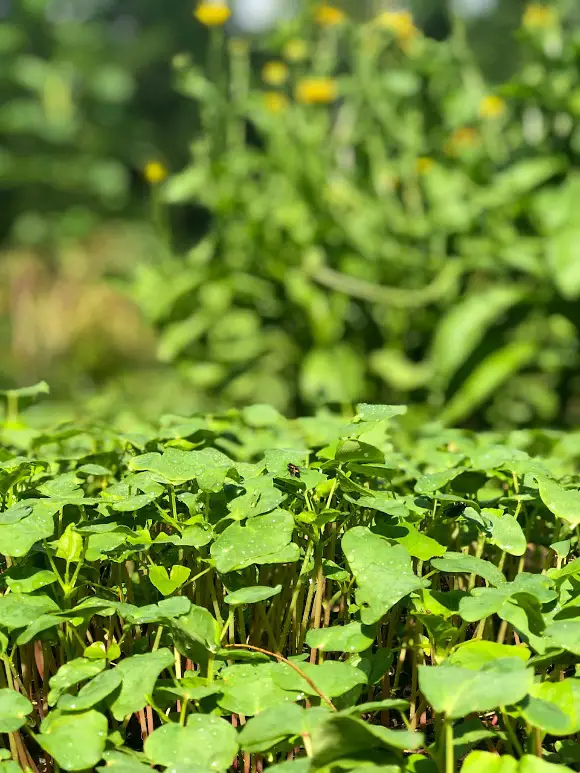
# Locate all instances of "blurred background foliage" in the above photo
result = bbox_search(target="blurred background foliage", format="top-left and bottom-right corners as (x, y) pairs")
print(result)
(2, 0), (580, 428)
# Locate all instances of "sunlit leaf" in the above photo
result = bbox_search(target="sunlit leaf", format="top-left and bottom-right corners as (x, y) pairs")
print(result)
(144, 714), (238, 770)
(343, 527), (428, 624)
(418, 659), (533, 718)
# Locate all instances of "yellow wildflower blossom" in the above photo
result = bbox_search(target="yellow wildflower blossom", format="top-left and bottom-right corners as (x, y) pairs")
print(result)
(283, 38), (309, 62)
(416, 157), (435, 174)
(144, 161), (168, 185)
(295, 77), (338, 105)
(262, 60), (289, 87)
(194, 2), (231, 27)
(479, 94), (507, 119)
(313, 4), (346, 26)
(522, 4), (557, 28)
(375, 10), (418, 41)
(263, 91), (289, 113)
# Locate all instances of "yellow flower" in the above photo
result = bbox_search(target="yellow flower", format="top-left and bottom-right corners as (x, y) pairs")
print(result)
(313, 4), (346, 26)
(283, 38), (309, 62)
(375, 10), (418, 41)
(263, 91), (289, 113)
(522, 4), (557, 28)
(262, 60), (289, 87)
(194, 2), (231, 27)
(295, 77), (338, 105)
(144, 161), (168, 184)
(416, 157), (435, 174)
(444, 127), (480, 155)
(479, 94), (507, 119)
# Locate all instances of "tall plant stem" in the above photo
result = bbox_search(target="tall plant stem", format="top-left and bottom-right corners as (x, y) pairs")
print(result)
(279, 541), (314, 653)
(309, 544), (326, 664)
(445, 719), (454, 773)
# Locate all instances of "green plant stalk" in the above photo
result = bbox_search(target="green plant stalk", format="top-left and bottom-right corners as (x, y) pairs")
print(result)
(220, 610), (235, 643)
(278, 541), (314, 653)
(445, 719), (454, 773)
(309, 542), (326, 664)
(208, 572), (225, 628)
(502, 712), (524, 758)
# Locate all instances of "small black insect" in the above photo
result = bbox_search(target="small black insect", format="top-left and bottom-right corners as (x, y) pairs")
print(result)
(287, 463), (301, 478)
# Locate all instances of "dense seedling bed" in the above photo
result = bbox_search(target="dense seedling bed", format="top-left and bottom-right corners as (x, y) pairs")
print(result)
(0, 401), (579, 772)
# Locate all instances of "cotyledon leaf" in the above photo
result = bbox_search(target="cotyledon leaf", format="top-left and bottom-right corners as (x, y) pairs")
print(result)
(414, 468), (464, 494)
(129, 447), (234, 490)
(536, 477), (580, 527)
(238, 703), (313, 753)
(48, 659), (106, 707)
(342, 527), (429, 624)
(144, 714), (238, 771)
(0, 689), (32, 733)
(544, 620), (580, 656)
(149, 564), (191, 596)
(448, 640), (530, 668)
(107, 649), (174, 720)
(355, 404), (408, 422)
(479, 508), (527, 557)
(431, 552), (506, 587)
(520, 678), (580, 736)
(418, 659), (533, 719)
(461, 751), (574, 772)
(373, 519), (446, 561)
(309, 714), (413, 769)
(0, 500), (59, 557)
(0, 593), (60, 631)
(211, 509), (297, 573)
(97, 751), (155, 773)
(305, 622), (376, 653)
(272, 660), (368, 698)
(58, 668), (123, 712)
(458, 573), (555, 623)
(2, 567), (57, 593)
(218, 662), (301, 716)
(38, 709), (108, 772)
(224, 585), (283, 605)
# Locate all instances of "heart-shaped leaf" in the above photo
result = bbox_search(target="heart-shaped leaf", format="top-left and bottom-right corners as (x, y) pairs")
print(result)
(0, 688), (32, 732)
(306, 622), (375, 653)
(149, 564), (191, 596)
(58, 668), (123, 712)
(432, 552), (505, 587)
(211, 509), (297, 574)
(419, 659), (533, 718)
(343, 527), (429, 624)
(107, 649), (174, 720)
(144, 714), (238, 770)
(38, 709), (108, 771)
(537, 477), (580, 527)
